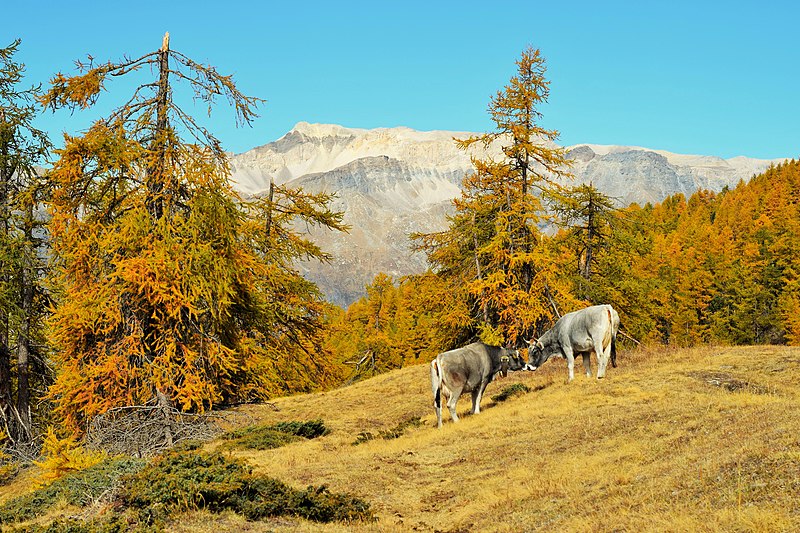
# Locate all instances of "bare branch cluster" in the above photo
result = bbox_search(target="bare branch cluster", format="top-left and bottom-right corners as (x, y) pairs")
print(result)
(84, 398), (240, 457)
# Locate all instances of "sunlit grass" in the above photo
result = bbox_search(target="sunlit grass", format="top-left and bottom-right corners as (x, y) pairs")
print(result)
(2, 345), (799, 532)
(224, 345), (800, 532)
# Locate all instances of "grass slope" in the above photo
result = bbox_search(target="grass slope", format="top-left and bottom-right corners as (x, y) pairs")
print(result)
(190, 345), (800, 532)
(3, 346), (798, 532)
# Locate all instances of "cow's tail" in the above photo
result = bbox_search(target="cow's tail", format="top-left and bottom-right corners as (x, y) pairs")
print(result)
(611, 330), (617, 368)
(431, 359), (444, 428)
(608, 306), (619, 368)
(431, 359), (442, 409)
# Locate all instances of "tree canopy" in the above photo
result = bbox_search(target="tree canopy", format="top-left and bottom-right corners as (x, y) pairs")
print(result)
(42, 35), (346, 434)
(414, 46), (576, 346)
(0, 38), (51, 444)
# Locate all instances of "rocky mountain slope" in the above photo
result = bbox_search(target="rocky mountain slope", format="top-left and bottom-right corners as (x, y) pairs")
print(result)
(231, 122), (786, 307)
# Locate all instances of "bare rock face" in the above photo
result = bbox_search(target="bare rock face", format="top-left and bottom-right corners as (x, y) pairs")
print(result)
(289, 156), (461, 306)
(231, 123), (784, 307)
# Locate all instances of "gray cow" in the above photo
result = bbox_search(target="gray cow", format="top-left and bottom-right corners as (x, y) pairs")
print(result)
(430, 341), (525, 428)
(526, 304), (620, 381)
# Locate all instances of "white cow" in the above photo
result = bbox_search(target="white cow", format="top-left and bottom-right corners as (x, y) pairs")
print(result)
(526, 304), (620, 381)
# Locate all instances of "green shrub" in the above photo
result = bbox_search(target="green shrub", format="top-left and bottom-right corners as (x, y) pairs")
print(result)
(352, 432), (375, 446)
(222, 419), (328, 451)
(352, 416), (422, 445)
(491, 383), (531, 403)
(0, 457), (145, 525)
(0, 428), (372, 530)
(122, 447), (373, 524)
(270, 419), (329, 439)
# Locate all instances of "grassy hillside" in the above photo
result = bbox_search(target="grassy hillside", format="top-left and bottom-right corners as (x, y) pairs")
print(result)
(173, 345), (800, 532)
(3, 345), (800, 532)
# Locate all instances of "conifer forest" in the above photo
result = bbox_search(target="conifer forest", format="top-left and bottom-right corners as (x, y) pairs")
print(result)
(1, 35), (799, 532)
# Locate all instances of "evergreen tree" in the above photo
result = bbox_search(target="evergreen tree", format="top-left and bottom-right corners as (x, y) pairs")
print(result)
(41, 34), (346, 435)
(0, 39), (51, 443)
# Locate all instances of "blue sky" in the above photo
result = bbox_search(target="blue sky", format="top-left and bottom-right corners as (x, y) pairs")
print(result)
(7, 0), (799, 159)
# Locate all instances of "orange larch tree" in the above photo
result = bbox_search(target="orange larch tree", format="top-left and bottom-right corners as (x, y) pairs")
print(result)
(42, 35), (346, 435)
(414, 46), (576, 346)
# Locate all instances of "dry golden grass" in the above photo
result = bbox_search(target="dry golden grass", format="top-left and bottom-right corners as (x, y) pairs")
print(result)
(186, 345), (800, 532)
(2, 345), (799, 532)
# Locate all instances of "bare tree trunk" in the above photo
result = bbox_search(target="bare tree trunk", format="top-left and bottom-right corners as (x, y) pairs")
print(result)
(265, 178), (275, 236)
(472, 213), (489, 325)
(16, 222), (34, 440)
(143, 34), (173, 415)
(156, 389), (174, 447)
(146, 32), (171, 222)
(583, 199), (596, 281)
(0, 122), (12, 418)
(0, 319), (9, 423)
(543, 281), (561, 319)
(15, 328), (31, 440)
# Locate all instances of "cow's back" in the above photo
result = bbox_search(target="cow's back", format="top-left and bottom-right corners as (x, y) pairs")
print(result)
(574, 304), (617, 350)
(549, 305), (614, 352)
(438, 342), (492, 391)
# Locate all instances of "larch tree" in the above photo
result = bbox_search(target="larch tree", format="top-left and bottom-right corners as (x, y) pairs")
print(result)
(552, 183), (617, 303)
(550, 183), (617, 285)
(42, 34), (346, 436)
(0, 39), (52, 444)
(415, 46), (575, 345)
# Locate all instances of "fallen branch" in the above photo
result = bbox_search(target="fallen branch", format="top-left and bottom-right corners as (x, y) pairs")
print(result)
(619, 329), (641, 346)
(85, 398), (244, 457)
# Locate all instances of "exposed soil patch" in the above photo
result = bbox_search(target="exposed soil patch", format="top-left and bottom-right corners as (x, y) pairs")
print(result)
(687, 371), (771, 394)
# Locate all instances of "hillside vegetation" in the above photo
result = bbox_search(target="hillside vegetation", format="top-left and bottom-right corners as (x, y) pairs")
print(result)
(1, 345), (798, 531)
(169, 344), (799, 532)
(3, 40), (800, 533)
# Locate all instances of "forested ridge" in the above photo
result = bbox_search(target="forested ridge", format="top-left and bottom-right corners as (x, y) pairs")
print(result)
(0, 33), (798, 531)
(327, 159), (800, 379)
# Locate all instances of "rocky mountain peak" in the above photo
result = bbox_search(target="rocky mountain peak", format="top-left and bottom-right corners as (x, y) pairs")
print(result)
(230, 124), (787, 306)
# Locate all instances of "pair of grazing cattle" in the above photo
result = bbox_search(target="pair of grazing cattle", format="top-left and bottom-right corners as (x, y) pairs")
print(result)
(430, 304), (620, 428)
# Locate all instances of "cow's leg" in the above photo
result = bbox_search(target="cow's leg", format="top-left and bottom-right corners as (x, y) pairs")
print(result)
(564, 346), (575, 382)
(595, 337), (609, 379)
(432, 361), (443, 428)
(582, 352), (592, 377)
(447, 386), (463, 423)
(471, 382), (488, 414)
(437, 385), (451, 428)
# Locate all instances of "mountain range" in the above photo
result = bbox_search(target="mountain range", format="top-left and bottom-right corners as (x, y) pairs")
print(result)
(230, 122), (786, 307)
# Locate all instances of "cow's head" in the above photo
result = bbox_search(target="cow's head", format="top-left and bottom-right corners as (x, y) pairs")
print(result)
(499, 347), (526, 378)
(524, 339), (548, 371)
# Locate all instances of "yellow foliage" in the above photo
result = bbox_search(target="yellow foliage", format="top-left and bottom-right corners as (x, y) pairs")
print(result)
(411, 47), (574, 347)
(34, 428), (107, 487)
(44, 40), (347, 434)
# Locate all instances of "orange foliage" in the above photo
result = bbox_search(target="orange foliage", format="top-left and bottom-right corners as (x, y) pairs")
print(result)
(44, 40), (346, 434)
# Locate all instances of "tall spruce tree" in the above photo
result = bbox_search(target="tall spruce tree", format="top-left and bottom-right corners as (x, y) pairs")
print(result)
(414, 47), (575, 345)
(42, 34), (346, 435)
(0, 39), (51, 444)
